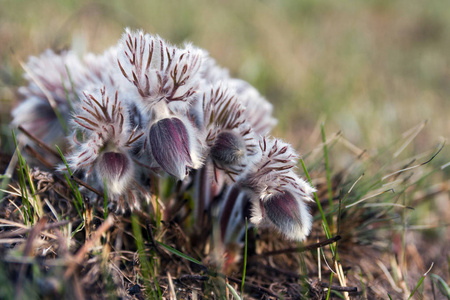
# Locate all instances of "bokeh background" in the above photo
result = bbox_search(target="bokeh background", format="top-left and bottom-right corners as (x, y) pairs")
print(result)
(1, 0), (450, 155)
(0, 0), (449, 297)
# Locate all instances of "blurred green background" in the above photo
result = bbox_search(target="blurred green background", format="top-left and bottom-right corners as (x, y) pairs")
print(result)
(1, 0), (449, 159)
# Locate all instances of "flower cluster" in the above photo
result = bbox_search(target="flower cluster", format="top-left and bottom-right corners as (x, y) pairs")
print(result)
(12, 29), (315, 241)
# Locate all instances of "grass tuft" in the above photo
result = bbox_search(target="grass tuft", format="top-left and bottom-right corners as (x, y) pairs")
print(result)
(55, 145), (84, 219)
(131, 214), (161, 299)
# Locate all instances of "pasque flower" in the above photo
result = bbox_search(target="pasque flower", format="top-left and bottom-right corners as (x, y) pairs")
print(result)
(117, 29), (204, 111)
(13, 28), (316, 242)
(117, 29), (205, 180)
(201, 83), (257, 181)
(12, 50), (84, 145)
(229, 79), (277, 136)
(12, 46), (127, 149)
(241, 137), (315, 241)
(65, 87), (143, 205)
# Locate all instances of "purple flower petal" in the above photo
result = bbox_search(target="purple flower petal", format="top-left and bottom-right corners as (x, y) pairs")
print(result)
(210, 131), (246, 166)
(99, 152), (130, 179)
(149, 117), (192, 180)
(263, 191), (311, 241)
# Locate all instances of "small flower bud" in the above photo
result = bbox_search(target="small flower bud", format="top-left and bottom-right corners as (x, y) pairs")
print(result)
(97, 151), (133, 195)
(210, 131), (246, 166)
(201, 84), (258, 180)
(99, 152), (130, 178)
(149, 117), (193, 180)
(261, 191), (312, 241)
(64, 88), (143, 202)
(243, 137), (315, 240)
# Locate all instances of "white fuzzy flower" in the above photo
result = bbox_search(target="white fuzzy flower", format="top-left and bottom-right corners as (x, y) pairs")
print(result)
(12, 28), (316, 233)
(66, 87), (143, 197)
(12, 50), (85, 144)
(200, 56), (230, 84)
(202, 83), (258, 180)
(147, 114), (204, 180)
(12, 47), (128, 147)
(117, 29), (205, 113)
(116, 29), (208, 181)
(229, 79), (277, 135)
(242, 137), (315, 241)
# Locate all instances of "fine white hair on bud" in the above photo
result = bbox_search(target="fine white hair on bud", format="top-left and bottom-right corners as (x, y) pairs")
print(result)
(81, 46), (125, 92)
(210, 131), (246, 166)
(202, 84), (257, 181)
(117, 29), (204, 113)
(200, 56), (230, 84)
(250, 190), (313, 241)
(229, 79), (277, 135)
(12, 50), (85, 145)
(12, 47), (129, 148)
(243, 137), (315, 241)
(66, 87), (143, 196)
(147, 114), (204, 180)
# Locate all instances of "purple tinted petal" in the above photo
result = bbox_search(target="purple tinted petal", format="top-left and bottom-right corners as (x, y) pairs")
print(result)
(12, 98), (65, 145)
(263, 191), (308, 240)
(100, 152), (130, 179)
(149, 117), (192, 179)
(211, 131), (246, 166)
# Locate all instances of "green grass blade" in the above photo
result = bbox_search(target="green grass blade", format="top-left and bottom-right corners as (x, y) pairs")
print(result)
(131, 214), (160, 299)
(241, 217), (248, 296)
(226, 281), (242, 300)
(103, 179), (108, 220)
(23, 160), (40, 217)
(331, 291), (345, 299)
(408, 262), (434, 299)
(64, 64), (77, 111)
(156, 241), (203, 266)
(301, 158), (335, 257)
(55, 145), (84, 218)
(12, 130), (33, 224)
(326, 272), (333, 300)
(321, 124), (334, 213)
(62, 172), (82, 218)
(153, 176), (161, 228)
(430, 274), (450, 299)
(71, 221), (85, 238)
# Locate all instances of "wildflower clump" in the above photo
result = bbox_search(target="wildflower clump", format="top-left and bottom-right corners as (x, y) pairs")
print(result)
(12, 28), (315, 242)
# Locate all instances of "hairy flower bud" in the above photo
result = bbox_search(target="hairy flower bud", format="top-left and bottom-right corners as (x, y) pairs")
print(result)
(259, 191), (312, 241)
(101, 151), (128, 174)
(97, 151), (133, 195)
(202, 84), (257, 180)
(210, 131), (246, 166)
(242, 137), (315, 241)
(117, 29), (204, 113)
(149, 117), (193, 180)
(64, 88), (143, 204)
